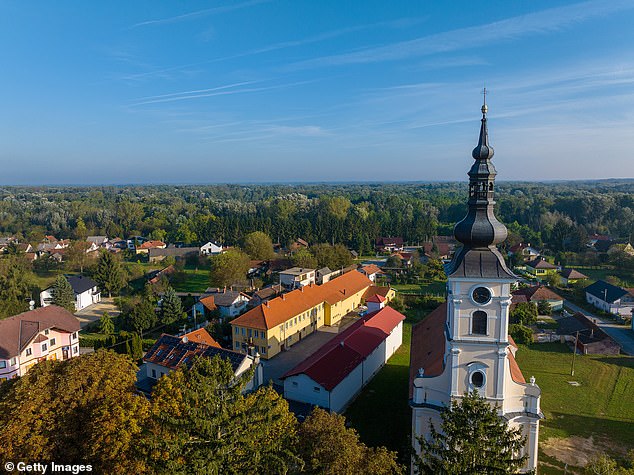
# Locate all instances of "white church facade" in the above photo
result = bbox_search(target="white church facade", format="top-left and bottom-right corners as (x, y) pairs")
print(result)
(409, 99), (542, 472)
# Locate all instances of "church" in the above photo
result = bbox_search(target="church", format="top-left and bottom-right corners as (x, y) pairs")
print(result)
(409, 98), (542, 472)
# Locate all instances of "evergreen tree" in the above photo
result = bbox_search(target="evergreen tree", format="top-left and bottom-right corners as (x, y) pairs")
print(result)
(94, 250), (126, 297)
(161, 287), (183, 326)
(130, 333), (143, 360)
(99, 311), (115, 335)
(51, 275), (76, 313)
(414, 391), (528, 474)
(124, 339), (132, 357)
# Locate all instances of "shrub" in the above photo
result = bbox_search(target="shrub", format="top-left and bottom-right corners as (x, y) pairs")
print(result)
(509, 324), (533, 344)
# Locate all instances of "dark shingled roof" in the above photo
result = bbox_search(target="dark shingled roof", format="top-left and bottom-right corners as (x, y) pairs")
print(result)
(143, 334), (248, 372)
(66, 275), (98, 294)
(526, 257), (558, 270)
(446, 247), (515, 280)
(585, 280), (629, 303)
(0, 306), (80, 359)
(560, 268), (588, 280)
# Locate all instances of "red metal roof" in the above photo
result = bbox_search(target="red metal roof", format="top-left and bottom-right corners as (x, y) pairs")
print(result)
(282, 306), (405, 390)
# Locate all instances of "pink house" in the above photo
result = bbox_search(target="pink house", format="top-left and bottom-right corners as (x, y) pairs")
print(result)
(0, 306), (81, 381)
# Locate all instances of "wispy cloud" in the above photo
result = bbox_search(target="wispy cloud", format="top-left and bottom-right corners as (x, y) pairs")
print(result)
(289, 0), (634, 69)
(128, 79), (315, 107)
(130, 0), (270, 29)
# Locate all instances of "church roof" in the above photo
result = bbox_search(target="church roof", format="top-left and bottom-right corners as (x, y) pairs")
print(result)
(409, 303), (447, 398)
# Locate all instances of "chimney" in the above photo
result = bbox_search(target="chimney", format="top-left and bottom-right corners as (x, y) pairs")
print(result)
(340, 341), (345, 347)
(281, 294), (285, 300)
(265, 301), (269, 308)
(182, 336), (189, 343)
(343, 289), (346, 295)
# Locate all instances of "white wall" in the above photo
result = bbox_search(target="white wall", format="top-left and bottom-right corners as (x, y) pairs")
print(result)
(330, 363), (364, 413)
(284, 374), (330, 408)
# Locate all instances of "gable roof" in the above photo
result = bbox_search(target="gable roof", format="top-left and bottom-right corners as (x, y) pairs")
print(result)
(202, 289), (248, 307)
(376, 237), (403, 246)
(282, 306), (405, 390)
(198, 295), (217, 312)
(560, 268), (588, 280)
(409, 303), (447, 397)
(143, 334), (248, 372)
(585, 280), (629, 303)
(181, 328), (221, 348)
(138, 240), (166, 250)
(359, 264), (383, 275)
(232, 271), (373, 330)
(366, 294), (386, 303)
(512, 285), (563, 302)
(526, 257), (558, 269)
(0, 306), (80, 359)
(66, 275), (98, 294)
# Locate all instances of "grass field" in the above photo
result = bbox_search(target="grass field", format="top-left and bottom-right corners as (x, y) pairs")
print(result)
(391, 279), (446, 296)
(171, 268), (210, 293)
(515, 342), (634, 470)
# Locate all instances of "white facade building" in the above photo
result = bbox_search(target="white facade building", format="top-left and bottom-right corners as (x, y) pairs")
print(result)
(200, 241), (224, 255)
(279, 267), (316, 289)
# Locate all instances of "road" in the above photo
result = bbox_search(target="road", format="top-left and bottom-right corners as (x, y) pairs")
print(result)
(564, 300), (634, 355)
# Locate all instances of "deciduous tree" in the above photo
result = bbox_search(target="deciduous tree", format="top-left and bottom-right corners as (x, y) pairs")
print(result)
(209, 249), (250, 287)
(243, 231), (275, 260)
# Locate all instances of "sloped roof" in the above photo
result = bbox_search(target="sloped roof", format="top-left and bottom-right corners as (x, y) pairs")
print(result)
(198, 295), (217, 312)
(282, 306), (405, 390)
(143, 334), (247, 372)
(585, 280), (629, 303)
(0, 306), (80, 359)
(512, 285), (563, 302)
(202, 289), (248, 307)
(181, 328), (220, 348)
(138, 240), (166, 249)
(366, 294), (386, 303)
(409, 303), (447, 397)
(360, 264), (383, 275)
(66, 275), (98, 294)
(232, 271), (373, 330)
(508, 351), (526, 384)
(376, 237), (403, 246)
(446, 247), (516, 280)
(526, 257), (558, 269)
(560, 268), (588, 280)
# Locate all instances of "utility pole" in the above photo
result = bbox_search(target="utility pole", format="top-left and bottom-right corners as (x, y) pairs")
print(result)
(571, 330), (579, 376)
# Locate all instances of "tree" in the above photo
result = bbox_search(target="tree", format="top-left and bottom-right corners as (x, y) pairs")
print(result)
(388, 294), (406, 313)
(99, 311), (115, 335)
(292, 248), (318, 269)
(74, 217), (88, 240)
(0, 351), (150, 474)
(536, 300), (552, 316)
(146, 356), (300, 474)
(415, 391), (528, 474)
(161, 287), (183, 326)
(509, 324), (533, 344)
(122, 296), (157, 336)
(297, 408), (403, 475)
(209, 249), (250, 287)
(243, 231), (275, 260)
(510, 302), (538, 326)
(386, 255), (402, 268)
(51, 275), (76, 313)
(425, 259), (446, 280)
(66, 240), (93, 273)
(130, 333), (143, 360)
(0, 255), (36, 319)
(94, 250), (126, 297)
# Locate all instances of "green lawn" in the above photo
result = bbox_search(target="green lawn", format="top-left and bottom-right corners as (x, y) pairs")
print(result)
(392, 279), (446, 296)
(515, 343), (634, 468)
(345, 321), (414, 463)
(171, 268), (210, 293)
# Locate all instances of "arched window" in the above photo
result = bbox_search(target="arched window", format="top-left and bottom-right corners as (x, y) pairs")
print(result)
(472, 311), (487, 335)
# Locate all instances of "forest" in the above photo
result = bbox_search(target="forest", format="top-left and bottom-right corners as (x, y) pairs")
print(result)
(1, 180), (632, 256)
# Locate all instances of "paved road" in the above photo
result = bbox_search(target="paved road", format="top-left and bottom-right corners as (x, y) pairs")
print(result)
(564, 300), (634, 355)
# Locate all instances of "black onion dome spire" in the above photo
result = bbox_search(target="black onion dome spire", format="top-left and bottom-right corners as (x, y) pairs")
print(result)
(446, 95), (514, 280)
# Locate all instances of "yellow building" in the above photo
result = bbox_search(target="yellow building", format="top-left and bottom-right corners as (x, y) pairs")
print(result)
(231, 270), (393, 359)
(525, 256), (558, 278)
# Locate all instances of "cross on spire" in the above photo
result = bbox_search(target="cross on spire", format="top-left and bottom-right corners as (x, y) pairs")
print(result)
(481, 87), (488, 115)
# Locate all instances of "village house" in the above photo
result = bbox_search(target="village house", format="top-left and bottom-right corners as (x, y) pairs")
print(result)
(422, 236), (457, 260)
(190, 295), (217, 321)
(512, 285), (565, 311)
(40, 275), (101, 311)
(282, 304), (405, 412)
(525, 256), (559, 278)
(279, 267), (316, 289)
(148, 246), (200, 263)
(200, 241), (224, 255)
(230, 271), (392, 359)
(508, 242), (540, 261)
(0, 306), (80, 381)
(559, 268), (589, 287)
(358, 264), (384, 282)
(585, 280), (634, 317)
(86, 236), (108, 247)
(289, 238), (309, 253)
(558, 312), (621, 355)
(316, 267), (339, 284)
(135, 240), (167, 255)
(248, 284), (284, 308)
(139, 329), (263, 395)
(375, 237), (404, 253)
(200, 288), (250, 318)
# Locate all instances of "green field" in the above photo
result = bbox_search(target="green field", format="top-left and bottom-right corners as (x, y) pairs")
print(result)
(391, 279), (446, 296)
(170, 268), (210, 293)
(515, 343), (634, 470)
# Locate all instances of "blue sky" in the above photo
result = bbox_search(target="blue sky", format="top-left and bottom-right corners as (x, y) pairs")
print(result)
(2, 0), (634, 184)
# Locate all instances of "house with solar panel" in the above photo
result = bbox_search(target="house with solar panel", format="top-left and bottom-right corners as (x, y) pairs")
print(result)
(139, 328), (263, 395)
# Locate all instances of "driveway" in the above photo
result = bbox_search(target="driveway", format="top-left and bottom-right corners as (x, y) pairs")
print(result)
(75, 298), (120, 329)
(564, 300), (634, 355)
(262, 315), (360, 384)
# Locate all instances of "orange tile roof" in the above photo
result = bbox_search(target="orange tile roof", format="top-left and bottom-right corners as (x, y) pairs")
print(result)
(508, 350), (526, 384)
(360, 264), (383, 275)
(409, 303), (447, 397)
(198, 295), (217, 312)
(138, 240), (166, 249)
(181, 328), (220, 348)
(231, 271), (373, 330)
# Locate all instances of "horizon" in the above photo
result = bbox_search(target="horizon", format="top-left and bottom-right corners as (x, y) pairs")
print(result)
(2, 1), (634, 184)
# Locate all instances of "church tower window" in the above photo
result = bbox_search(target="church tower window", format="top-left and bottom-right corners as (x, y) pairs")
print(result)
(472, 311), (488, 335)
(471, 370), (485, 388)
